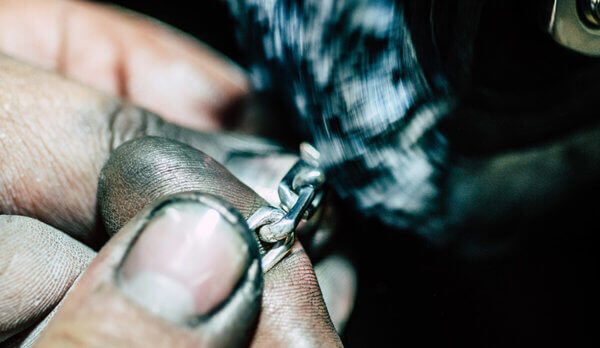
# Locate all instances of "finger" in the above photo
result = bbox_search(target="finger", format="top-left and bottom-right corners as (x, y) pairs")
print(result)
(0, 215), (95, 343)
(99, 137), (341, 346)
(0, 54), (257, 246)
(35, 192), (262, 347)
(98, 134), (318, 235)
(3, 305), (59, 348)
(314, 254), (357, 334)
(254, 242), (343, 347)
(0, 54), (123, 246)
(0, 0), (249, 130)
(97, 136), (269, 236)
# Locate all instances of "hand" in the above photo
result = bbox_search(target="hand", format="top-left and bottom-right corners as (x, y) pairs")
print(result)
(4, 136), (344, 347)
(0, 1), (354, 345)
(0, 53), (353, 346)
(0, 0), (249, 131)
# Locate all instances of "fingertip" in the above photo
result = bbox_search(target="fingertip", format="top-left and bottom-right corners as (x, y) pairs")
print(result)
(0, 215), (95, 342)
(36, 193), (263, 347)
(254, 242), (342, 347)
(98, 136), (267, 236)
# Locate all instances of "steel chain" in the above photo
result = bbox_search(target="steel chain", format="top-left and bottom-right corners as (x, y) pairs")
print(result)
(246, 143), (325, 273)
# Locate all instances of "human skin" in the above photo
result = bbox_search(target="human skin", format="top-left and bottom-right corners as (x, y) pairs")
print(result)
(0, 0), (249, 131)
(0, 0), (352, 345)
(0, 40), (342, 348)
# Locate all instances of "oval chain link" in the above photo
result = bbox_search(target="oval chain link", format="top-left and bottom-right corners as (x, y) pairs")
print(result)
(247, 143), (325, 273)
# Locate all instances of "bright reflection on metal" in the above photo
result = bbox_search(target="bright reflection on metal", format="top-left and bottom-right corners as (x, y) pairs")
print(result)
(547, 0), (600, 56)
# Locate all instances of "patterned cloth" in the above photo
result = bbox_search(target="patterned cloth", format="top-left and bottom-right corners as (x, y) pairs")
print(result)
(227, 0), (462, 241)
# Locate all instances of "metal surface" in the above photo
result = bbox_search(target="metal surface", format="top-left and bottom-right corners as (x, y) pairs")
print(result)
(245, 142), (325, 273)
(247, 206), (286, 243)
(261, 233), (295, 273)
(547, 0), (600, 56)
(278, 143), (325, 219)
(578, 0), (600, 27)
(259, 186), (315, 241)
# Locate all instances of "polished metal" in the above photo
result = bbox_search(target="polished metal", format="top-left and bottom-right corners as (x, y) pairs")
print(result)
(261, 233), (295, 273)
(246, 142), (325, 273)
(278, 144), (325, 219)
(547, 0), (600, 56)
(578, 0), (600, 27)
(247, 206), (286, 242)
(259, 186), (316, 241)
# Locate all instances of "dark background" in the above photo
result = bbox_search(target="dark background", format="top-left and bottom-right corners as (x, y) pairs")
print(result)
(97, 1), (597, 346)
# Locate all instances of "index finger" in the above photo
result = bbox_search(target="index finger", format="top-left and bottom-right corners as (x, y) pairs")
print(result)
(0, 0), (249, 130)
(98, 136), (342, 347)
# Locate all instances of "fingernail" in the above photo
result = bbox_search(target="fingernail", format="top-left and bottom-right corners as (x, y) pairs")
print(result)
(118, 201), (249, 324)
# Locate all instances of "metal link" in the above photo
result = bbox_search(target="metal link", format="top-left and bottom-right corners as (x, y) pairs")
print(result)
(246, 142), (325, 273)
(278, 143), (325, 218)
(260, 186), (315, 241)
(261, 232), (295, 273)
(246, 206), (286, 243)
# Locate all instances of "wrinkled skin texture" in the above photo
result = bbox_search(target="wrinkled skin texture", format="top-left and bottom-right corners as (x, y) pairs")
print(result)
(0, 0), (251, 247)
(0, 54), (344, 346)
(37, 191), (265, 348)
(4, 0), (598, 346)
(0, 216), (95, 342)
(98, 136), (267, 236)
(97, 137), (341, 347)
(0, 0), (351, 345)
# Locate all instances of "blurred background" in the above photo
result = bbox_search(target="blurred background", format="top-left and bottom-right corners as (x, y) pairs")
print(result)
(95, 1), (598, 346)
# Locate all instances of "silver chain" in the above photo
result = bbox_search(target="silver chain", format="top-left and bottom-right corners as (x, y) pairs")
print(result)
(247, 143), (325, 273)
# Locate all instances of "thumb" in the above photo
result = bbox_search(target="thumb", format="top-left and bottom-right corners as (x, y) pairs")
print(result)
(96, 136), (342, 347)
(35, 192), (262, 347)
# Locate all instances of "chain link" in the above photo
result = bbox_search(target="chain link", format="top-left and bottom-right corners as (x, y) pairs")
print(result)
(246, 143), (325, 273)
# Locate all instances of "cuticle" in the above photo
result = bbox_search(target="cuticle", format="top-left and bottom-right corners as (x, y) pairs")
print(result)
(114, 192), (261, 326)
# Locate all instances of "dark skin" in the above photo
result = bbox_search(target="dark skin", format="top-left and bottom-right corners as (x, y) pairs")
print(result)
(4, 0), (597, 346)
(0, 0), (349, 345)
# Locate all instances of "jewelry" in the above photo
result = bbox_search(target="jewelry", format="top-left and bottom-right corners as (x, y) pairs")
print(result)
(246, 143), (325, 273)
